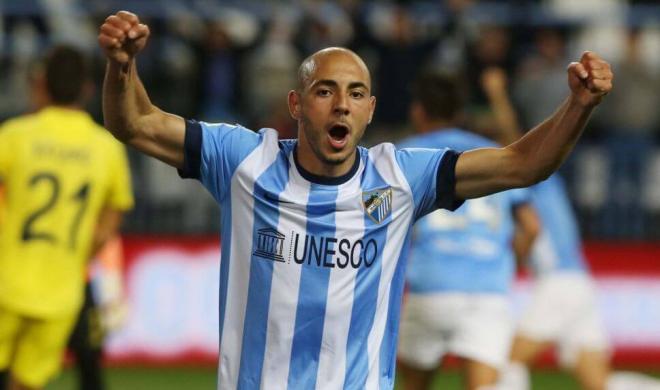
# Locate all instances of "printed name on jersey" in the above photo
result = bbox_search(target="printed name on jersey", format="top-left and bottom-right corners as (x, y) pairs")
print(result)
(362, 187), (393, 224)
(254, 228), (378, 269)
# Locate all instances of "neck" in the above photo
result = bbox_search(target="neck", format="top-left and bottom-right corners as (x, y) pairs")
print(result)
(48, 103), (83, 111)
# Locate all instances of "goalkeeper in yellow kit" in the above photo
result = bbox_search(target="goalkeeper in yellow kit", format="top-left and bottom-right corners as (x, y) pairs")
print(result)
(0, 45), (133, 390)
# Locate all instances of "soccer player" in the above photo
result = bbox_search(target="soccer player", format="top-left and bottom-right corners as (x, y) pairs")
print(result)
(0, 46), (134, 390)
(482, 67), (660, 390)
(98, 10), (612, 389)
(396, 72), (540, 390)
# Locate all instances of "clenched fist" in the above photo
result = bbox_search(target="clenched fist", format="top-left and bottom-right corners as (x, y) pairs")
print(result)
(567, 51), (613, 108)
(98, 11), (150, 64)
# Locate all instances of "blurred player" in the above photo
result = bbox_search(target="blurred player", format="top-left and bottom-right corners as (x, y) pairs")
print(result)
(481, 67), (660, 390)
(396, 71), (540, 390)
(98, 10), (611, 389)
(67, 235), (128, 390)
(0, 46), (134, 390)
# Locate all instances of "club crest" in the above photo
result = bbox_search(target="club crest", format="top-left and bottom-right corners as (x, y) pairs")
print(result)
(362, 187), (393, 224)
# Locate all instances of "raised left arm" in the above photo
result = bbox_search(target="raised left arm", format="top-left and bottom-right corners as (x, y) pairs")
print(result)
(454, 51), (613, 199)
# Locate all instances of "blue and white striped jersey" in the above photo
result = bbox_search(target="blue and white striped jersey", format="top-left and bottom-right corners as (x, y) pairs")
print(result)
(399, 129), (531, 294)
(178, 120), (462, 389)
(529, 174), (587, 276)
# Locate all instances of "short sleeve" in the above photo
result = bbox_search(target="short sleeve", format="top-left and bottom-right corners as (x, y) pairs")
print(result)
(395, 147), (464, 220)
(106, 142), (134, 211)
(178, 120), (262, 202)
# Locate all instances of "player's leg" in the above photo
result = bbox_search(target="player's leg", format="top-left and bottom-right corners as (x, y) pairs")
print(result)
(557, 274), (610, 390)
(509, 333), (553, 364)
(451, 295), (513, 390)
(499, 273), (567, 390)
(397, 294), (452, 390)
(463, 358), (499, 390)
(397, 359), (436, 390)
(571, 348), (609, 390)
(0, 307), (24, 390)
(68, 283), (105, 390)
(10, 313), (78, 390)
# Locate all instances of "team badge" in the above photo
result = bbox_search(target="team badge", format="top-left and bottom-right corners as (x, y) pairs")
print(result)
(362, 187), (393, 224)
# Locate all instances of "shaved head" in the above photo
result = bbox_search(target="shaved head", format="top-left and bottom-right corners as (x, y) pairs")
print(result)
(297, 47), (371, 92)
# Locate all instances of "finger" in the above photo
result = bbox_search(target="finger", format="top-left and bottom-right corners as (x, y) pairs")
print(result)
(116, 10), (139, 25)
(105, 15), (131, 32)
(589, 68), (613, 80)
(128, 23), (149, 40)
(567, 62), (589, 80)
(98, 34), (120, 49)
(100, 23), (126, 40)
(588, 78), (612, 93)
(580, 50), (601, 63)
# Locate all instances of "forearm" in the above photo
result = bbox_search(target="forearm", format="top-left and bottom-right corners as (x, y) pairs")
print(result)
(90, 209), (123, 259)
(485, 89), (523, 145)
(507, 95), (593, 184)
(512, 228), (535, 265)
(103, 60), (185, 167)
(103, 60), (156, 143)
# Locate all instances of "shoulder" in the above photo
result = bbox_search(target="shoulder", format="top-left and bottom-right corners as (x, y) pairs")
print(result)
(0, 113), (39, 134)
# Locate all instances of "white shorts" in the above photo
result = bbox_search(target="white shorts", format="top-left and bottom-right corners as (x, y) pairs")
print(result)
(398, 293), (514, 370)
(517, 272), (610, 368)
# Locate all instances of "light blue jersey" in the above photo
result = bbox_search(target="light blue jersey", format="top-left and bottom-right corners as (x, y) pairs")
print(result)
(399, 129), (530, 294)
(529, 174), (587, 276)
(177, 120), (463, 389)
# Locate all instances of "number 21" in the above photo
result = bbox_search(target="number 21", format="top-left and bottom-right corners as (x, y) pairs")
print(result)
(22, 172), (90, 250)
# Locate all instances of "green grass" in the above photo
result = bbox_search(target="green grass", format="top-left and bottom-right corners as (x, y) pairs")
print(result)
(47, 366), (586, 390)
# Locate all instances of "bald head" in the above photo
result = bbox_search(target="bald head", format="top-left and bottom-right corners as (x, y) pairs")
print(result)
(297, 47), (371, 92)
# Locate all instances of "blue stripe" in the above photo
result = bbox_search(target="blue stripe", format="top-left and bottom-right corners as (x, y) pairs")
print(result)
(237, 154), (290, 389)
(218, 197), (232, 366)
(379, 231), (413, 389)
(344, 160), (389, 389)
(287, 184), (337, 389)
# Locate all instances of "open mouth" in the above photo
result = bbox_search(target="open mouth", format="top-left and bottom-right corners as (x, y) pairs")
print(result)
(328, 124), (350, 149)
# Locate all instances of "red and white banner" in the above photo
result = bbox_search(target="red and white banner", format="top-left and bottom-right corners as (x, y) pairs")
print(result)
(104, 237), (660, 367)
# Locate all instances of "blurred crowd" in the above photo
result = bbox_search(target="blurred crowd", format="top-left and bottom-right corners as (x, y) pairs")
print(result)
(1, 0), (659, 238)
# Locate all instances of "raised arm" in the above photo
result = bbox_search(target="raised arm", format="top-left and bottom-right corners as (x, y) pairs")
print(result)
(98, 11), (185, 168)
(454, 51), (613, 199)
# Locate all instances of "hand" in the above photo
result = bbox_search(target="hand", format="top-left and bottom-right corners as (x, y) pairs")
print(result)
(567, 51), (613, 108)
(98, 11), (150, 65)
(481, 67), (508, 98)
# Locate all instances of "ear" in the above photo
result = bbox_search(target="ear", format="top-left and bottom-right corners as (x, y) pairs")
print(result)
(288, 90), (301, 120)
(368, 96), (376, 124)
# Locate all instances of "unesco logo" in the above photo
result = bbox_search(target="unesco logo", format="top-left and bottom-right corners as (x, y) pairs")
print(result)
(253, 228), (285, 262)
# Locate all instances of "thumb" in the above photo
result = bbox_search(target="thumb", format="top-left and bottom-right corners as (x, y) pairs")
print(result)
(127, 23), (149, 41)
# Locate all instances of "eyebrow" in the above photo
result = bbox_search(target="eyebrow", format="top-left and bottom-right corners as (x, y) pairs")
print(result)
(311, 79), (370, 91)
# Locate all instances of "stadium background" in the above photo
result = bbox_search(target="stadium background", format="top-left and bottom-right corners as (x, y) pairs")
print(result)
(1, 0), (659, 388)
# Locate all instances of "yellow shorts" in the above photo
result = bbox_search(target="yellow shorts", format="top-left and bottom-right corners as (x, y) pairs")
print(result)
(0, 306), (77, 388)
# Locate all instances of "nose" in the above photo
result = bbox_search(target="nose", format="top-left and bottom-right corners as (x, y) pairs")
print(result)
(333, 93), (349, 116)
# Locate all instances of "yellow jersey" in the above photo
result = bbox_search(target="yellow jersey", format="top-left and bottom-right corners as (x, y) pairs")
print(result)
(0, 107), (134, 318)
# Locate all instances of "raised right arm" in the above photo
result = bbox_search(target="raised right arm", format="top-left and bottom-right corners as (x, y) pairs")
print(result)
(99, 11), (185, 168)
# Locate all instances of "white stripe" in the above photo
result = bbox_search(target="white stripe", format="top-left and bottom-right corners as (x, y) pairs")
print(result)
(259, 152), (312, 389)
(365, 144), (415, 389)
(218, 130), (281, 390)
(315, 161), (366, 390)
